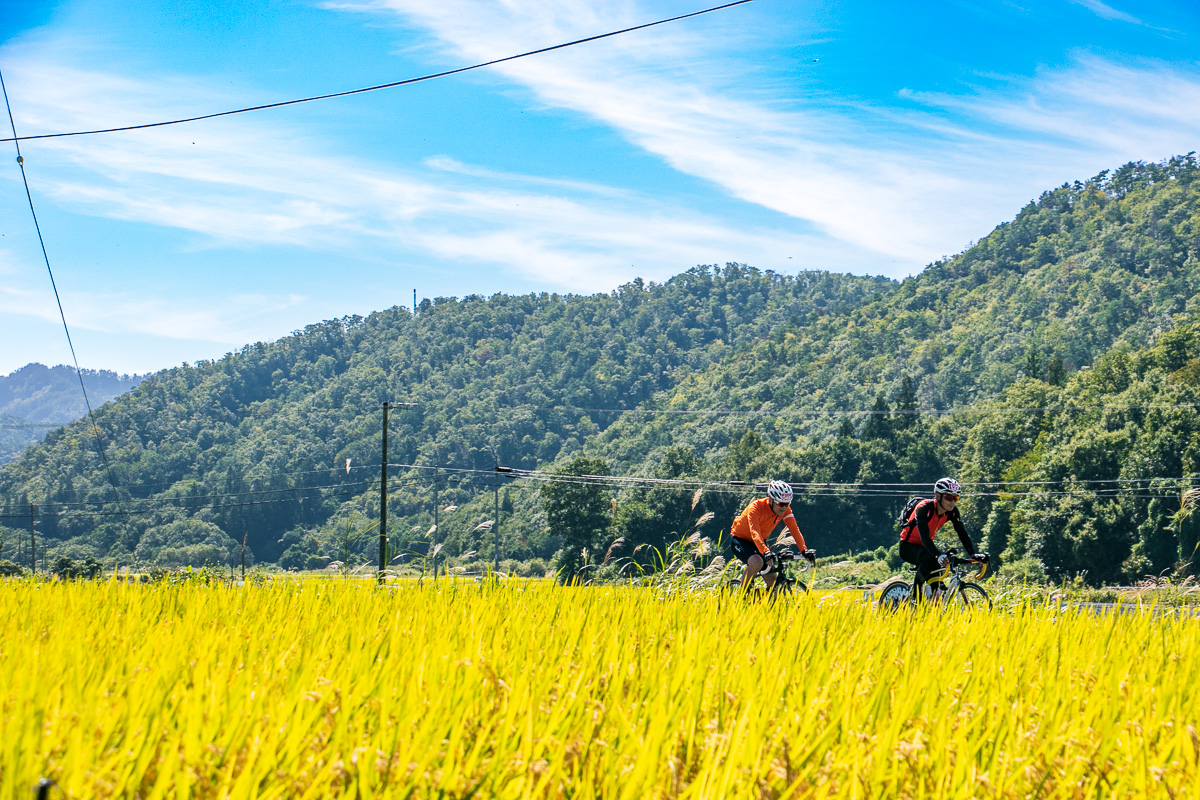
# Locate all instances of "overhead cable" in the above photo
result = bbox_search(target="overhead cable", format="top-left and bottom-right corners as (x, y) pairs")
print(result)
(0, 0), (752, 144)
(1, 66), (127, 512)
(516, 401), (1200, 418)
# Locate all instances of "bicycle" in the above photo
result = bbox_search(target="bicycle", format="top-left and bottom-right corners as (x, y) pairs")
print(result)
(877, 549), (991, 611)
(727, 550), (814, 603)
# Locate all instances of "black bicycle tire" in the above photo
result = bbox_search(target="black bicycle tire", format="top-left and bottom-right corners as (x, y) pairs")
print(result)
(767, 577), (793, 605)
(877, 579), (912, 611)
(953, 582), (991, 610)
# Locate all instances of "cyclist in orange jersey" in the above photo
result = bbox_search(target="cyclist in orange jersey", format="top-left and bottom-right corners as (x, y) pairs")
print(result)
(729, 480), (816, 591)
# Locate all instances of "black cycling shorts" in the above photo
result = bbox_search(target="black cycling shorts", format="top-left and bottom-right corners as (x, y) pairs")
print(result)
(899, 541), (942, 585)
(730, 536), (764, 565)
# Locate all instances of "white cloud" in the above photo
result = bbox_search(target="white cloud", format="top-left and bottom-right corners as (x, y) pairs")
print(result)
(0, 278), (303, 344)
(5, 1), (1199, 298)
(1067, 0), (1142, 24)
(338, 1), (1200, 270)
(907, 57), (1200, 169)
(1, 50), (857, 295)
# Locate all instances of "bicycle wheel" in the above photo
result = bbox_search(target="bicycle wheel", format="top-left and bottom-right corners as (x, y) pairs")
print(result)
(767, 577), (794, 604)
(951, 582), (991, 611)
(877, 579), (912, 612)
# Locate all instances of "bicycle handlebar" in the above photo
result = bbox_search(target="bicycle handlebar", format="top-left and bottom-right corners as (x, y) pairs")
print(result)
(760, 549), (814, 577)
(944, 548), (990, 578)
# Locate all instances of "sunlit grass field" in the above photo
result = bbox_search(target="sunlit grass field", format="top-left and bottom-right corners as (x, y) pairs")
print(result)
(1, 578), (1198, 798)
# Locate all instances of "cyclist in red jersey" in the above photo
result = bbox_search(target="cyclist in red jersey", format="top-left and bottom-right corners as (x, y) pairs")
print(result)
(729, 480), (816, 591)
(899, 477), (986, 599)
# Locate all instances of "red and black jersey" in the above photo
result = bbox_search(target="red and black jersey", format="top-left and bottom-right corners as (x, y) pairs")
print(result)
(900, 498), (976, 558)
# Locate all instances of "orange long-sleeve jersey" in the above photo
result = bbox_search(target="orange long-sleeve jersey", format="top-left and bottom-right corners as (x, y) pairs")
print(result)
(731, 497), (805, 555)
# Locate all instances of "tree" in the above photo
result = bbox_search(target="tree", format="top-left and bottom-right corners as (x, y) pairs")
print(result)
(1024, 349), (1044, 380)
(540, 455), (612, 583)
(1046, 355), (1066, 387)
(861, 395), (893, 441)
(894, 375), (918, 430)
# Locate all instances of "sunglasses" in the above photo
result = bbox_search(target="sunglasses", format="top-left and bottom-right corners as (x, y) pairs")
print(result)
(773, 501), (791, 508)
(941, 494), (959, 501)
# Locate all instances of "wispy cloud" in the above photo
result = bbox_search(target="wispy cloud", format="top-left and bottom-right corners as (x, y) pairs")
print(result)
(342, 0), (1200, 266)
(5, 1), (1199, 297)
(0, 272), (308, 344)
(3, 56), (842, 294)
(907, 57), (1200, 163)
(1067, 0), (1142, 24)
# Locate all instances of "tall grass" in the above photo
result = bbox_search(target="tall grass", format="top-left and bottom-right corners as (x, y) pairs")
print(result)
(1, 578), (1197, 798)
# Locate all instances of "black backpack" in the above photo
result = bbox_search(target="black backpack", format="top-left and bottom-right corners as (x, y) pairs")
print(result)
(897, 497), (928, 536)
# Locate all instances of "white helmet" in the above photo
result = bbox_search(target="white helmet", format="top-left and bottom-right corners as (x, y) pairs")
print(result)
(934, 477), (961, 496)
(766, 480), (793, 504)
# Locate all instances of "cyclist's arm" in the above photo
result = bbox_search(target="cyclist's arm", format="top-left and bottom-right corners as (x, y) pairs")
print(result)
(950, 510), (976, 555)
(782, 513), (806, 551)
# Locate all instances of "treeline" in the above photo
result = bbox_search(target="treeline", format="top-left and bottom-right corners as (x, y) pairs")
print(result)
(0, 364), (146, 465)
(0, 154), (1199, 584)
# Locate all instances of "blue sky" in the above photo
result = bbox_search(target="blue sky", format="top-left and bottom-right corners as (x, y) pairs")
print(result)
(0, 0), (1197, 375)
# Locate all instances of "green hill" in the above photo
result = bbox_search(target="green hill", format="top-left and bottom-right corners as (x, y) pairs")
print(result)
(1, 154), (1198, 583)
(0, 364), (146, 465)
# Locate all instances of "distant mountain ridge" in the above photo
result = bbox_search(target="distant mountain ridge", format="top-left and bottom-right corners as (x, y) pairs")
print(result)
(0, 364), (147, 464)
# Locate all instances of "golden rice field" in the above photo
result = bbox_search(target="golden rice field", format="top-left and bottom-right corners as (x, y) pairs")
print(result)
(1, 578), (1198, 799)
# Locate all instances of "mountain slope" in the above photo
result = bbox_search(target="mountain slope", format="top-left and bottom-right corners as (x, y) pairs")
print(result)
(1, 155), (1198, 582)
(0, 364), (146, 465)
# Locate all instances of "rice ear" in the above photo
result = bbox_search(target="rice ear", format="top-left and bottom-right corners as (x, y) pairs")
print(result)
(603, 538), (626, 565)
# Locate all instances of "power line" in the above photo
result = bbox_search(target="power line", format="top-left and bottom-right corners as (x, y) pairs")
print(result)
(0, 0), (752, 144)
(0, 421), (71, 430)
(2, 470), (1192, 523)
(1, 67), (126, 512)
(512, 400), (1200, 418)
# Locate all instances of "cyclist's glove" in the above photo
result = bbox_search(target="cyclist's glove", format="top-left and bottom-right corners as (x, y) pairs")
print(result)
(802, 549), (817, 564)
(973, 553), (989, 563)
(762, 551), (777, 572)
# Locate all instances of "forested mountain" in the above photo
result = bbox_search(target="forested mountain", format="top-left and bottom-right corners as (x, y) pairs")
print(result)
(0, 154), (1198, 584)
(0, 364), (146, 465)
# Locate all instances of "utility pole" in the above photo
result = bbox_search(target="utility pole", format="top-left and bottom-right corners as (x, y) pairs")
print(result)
(379, 401), (390, 583)
(29, 503), (35, 575)
(493, 473), (499, 574)
(432, 464), (439, 576)
(493, 466), (514, 574)
(379, 401), (418, 583)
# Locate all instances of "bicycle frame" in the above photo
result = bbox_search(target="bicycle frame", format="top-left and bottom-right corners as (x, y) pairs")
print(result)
(731, 551), (814, 599)
(878, 549), (990, 610)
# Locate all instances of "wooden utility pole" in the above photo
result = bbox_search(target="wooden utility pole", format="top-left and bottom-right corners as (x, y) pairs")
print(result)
(380, 401), (390, 583)
(29, 503), (36, 574)
(432, 464), (439, 576)
(493, 466), (514, 574)
(493, 475), (500, 574)
(379, 401), (418, 583)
